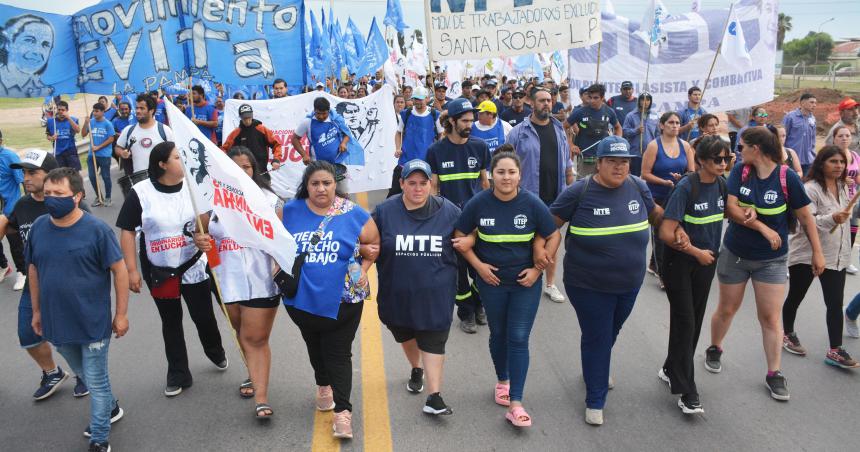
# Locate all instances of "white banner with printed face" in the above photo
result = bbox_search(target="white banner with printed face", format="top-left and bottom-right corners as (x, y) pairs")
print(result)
(568, 1), (778, 112)
(224, 86), (398, 197)
(164, 101), (298, 273)
(426, 0), (601, 61)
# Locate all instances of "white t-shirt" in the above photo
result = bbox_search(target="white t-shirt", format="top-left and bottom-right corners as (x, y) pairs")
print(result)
(117, 121), (174, 173)
(396, 107), (444, 134)
(474, 119), (513, 137)
(294, 117), (330, 137)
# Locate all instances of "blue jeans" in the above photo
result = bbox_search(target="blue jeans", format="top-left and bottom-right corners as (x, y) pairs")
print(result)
(17, 290), (44, 348)
(87, 155), (112, 199)
(566, 285), (639, 409)
(476, 278), (542, 402)
(848, 294), (860, 320)
(55, 339), (115, 444)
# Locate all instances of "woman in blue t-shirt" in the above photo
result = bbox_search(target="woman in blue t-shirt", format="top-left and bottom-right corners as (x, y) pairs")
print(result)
(550, 136), (664, 426)
(454, 151), (560, 428)
(706, 126), (824, 402)
(641, 112), (695, 287)
(656, 136), (731, 415)
(281, 161), (380, 439)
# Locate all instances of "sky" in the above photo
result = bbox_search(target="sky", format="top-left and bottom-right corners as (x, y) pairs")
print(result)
(4, 0), (858, 42)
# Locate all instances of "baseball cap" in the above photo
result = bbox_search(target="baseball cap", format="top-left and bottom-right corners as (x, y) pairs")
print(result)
(621, 81), (634, 89)
(315, 82), (325, 89)
(838, 98), (858, 111)
(477, 101), (498, 114)
(596, 136), (637, 158)
(486, 78), (498, 87)
(446, 98), (478, 117)
(411, 86), (430, 100)
(238, 104), (253, 118)
(10, 149), (59, 171)
(434, 82), (447, 90)
(400, 159), (432, 180)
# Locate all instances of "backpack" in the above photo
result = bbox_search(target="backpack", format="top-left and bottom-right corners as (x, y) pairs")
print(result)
(126, 121), (167, 143)
(667, 172), (728, 221)
(401, 108), (439, 144)
(740, 164), (796, 233)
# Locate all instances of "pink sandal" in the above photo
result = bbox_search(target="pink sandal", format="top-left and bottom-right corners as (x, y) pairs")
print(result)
(494, 383), (511, 407)
(505, 406), (532, 427)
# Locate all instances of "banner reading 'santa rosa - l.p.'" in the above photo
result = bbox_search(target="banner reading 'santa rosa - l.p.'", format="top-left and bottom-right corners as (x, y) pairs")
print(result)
(425, 0), (601, 61)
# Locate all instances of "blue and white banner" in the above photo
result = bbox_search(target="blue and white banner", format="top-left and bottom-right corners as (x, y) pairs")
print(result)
(0, 5), (79, 97)
(568, 0), (777, 112)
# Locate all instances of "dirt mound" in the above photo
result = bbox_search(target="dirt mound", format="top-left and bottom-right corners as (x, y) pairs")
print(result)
(774, 88), (846, 104)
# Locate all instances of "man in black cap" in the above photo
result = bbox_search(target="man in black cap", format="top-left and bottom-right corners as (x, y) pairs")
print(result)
(500, 88), (532, 127)
(221, 104), (283, 178)
(485, 78), (505, 113)
(432, 82), (451, 111)
(607, 81), (637, 125)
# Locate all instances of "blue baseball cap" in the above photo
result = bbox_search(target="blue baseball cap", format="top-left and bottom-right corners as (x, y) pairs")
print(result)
(596, 136), (637, 158)
(446, 98), (477, 118)
(400, 159), (432, 180)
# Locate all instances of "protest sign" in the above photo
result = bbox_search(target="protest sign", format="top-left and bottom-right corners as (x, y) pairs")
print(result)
(71, 0), (307, 95)
(165, 100), (298, 273)
(568, 0), (777, 112)
(425, 0), (601, 61)
(224, 85), (398, 198)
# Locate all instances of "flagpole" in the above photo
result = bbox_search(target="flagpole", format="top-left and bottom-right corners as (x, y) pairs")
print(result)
(83, 93), (104, 204)
(423, 0), (437, 95)
(688, 2), (735, 141)
(640, 8), (658, 153)
(595, 42), (602, 83)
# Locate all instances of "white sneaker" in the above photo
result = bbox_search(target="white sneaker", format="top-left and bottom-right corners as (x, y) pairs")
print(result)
(848, 264), (859, 275)
(846, 312), (860, 338)
(544, 284), (565, 303)
(13, 272), (26, 291)
(0, 265), (11, 283)
(585, 408), (604, 426)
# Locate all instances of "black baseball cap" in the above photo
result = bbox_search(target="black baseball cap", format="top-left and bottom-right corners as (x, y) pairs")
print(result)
(400, 159), (432, 180)
(239, 104), (253, 118)
(621, 81), (634, 89)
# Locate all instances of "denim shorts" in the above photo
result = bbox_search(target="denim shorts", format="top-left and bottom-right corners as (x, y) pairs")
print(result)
(18, 290), (45, 349)
(716, 246), (788, 285)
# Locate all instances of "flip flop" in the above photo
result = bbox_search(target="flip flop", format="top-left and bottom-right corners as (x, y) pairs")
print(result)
(494, 383), (511, 407)
(255, 403), (274, 419)
(239, 379), (255, 399)
(505, 406), (532, 428)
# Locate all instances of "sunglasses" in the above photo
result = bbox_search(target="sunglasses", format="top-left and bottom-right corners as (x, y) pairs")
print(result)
(513, 94), (526, 99)
(711, 156), (732, 164)
(755, 112), (769, 118)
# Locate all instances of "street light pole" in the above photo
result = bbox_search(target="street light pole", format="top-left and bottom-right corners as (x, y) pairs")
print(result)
(815, 17), (834, 64)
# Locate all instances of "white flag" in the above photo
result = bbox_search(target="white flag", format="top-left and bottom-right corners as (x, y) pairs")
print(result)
(691, 0), (700, 12)
(721, 8), (751, 66)
(604, 0), (616, 16)
(164, 101), (298, 274)
(635, 0), (670, 58)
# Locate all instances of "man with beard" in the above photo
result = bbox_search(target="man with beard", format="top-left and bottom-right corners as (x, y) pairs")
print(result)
(507, 88), (574, 304)
(111, 101), (135, 175)
(185, 85), (218, 142)
(272, 78), (289, 99)
(221, 104), (283, 178)
(115, 94), (174, 174)
(426, 99), (491, 334)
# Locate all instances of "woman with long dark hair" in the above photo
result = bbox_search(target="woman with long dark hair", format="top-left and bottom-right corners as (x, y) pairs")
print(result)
(781, 145), (859, 368)
(281, 161), (379, 439)
(193, 146), (283, 417)
(706, 126), (824, 401)
(116, 141), (226, 397)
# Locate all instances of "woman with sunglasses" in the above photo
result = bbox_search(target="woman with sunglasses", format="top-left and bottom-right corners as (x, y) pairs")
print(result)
(734, 106), (770, 154)
(656, 136), (731, 414)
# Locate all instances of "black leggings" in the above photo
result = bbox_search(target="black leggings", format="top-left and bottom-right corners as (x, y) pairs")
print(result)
(286, 302), (363, 413)
(782, 264), (846, 349)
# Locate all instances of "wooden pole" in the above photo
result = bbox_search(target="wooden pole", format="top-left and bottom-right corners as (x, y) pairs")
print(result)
(83, 93), (104, 204)
(595, 42), (602, 83)
(639, 10), (658, 152)
(687, 3), (734, 141)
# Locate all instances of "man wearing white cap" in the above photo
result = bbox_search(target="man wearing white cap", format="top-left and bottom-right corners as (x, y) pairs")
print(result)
(389, 86), (443, 197)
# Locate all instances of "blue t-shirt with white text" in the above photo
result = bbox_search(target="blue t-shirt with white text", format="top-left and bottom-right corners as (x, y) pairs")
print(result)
(88, 118), (116, 158)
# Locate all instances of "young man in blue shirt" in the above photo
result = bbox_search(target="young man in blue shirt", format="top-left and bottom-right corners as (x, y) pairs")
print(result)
(782, 92), (818, 175)
(81, 103), (115, 207)
(679, 86), (707, 141)
(185, 85), (219, 143)
(45, 100), (81, 170)
(28, 168), (128, 452)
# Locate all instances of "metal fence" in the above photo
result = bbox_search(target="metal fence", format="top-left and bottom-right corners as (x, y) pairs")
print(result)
(775, 62), (860, 94)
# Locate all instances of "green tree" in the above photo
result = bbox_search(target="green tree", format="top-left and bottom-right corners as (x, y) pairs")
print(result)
(783, 32), (834, 64)
(777, 13), (792, 51)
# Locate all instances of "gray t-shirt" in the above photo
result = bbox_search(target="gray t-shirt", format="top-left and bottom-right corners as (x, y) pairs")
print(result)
(726, 108), (751, 133)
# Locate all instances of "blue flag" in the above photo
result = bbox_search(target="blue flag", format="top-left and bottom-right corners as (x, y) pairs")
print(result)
(356, 18), (387, 77)
(342, 23), (360, 74)
(347, 19), (366, 58)
(383, 0), (408, 33)
(309, 10), (332, 82)
(330, 21), (347, 77)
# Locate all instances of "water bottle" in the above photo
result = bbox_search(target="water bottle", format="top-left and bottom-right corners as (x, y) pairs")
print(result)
(348, 257), (362, 285)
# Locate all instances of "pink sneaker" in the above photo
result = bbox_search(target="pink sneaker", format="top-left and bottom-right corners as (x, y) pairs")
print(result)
(316, 385), (335, 411)
(332, 410), (353, 439)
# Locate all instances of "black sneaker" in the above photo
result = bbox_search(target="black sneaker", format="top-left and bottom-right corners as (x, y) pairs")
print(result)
(88, 441), (111, 452)
(33, 367), (69, 400)
(165, 385), (183, 397)
(214, 358), (229, 371)
(765, 371), (790, 401)
(704, 346), (722, 374)
(459, 317), (477, 334)
(84, 401), (124, 437)
(407, 368), (424, 394)
(475, 307), (487, 325)
(74, 376), (90, 397)
(423, 392), (453, 415)
(678, 394), (704, 414)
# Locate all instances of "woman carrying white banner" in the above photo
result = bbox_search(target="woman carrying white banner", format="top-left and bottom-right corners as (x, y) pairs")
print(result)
(192, 147), (283, 419)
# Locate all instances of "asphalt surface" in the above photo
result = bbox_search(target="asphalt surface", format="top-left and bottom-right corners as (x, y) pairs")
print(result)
(1, 170), (859, 452)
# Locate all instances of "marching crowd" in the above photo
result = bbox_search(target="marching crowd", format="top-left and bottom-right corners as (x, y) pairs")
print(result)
(2, 73), (860, 451)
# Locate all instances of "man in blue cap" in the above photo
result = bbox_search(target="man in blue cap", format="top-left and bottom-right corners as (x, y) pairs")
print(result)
(426, 98), (491, 334)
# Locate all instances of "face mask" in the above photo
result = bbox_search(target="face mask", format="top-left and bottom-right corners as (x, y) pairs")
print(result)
(45, 195), (77, 219)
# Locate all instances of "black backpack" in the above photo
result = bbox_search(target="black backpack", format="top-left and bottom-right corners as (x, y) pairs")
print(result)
(667, 172), (728, 221)
(125, 121), (167, 143)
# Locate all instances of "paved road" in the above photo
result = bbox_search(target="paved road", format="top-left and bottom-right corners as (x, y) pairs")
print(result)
(2, 171), (858, 451)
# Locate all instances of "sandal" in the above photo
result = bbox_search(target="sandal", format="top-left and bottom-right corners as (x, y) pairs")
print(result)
(505, 406), (532, 427)
(255, 403), (274, 419)
(239, 379), (255, 399)
(494, 383), (511, 407)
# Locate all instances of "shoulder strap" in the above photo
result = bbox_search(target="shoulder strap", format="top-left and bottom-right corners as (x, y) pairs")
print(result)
(157, 122), (167, 141)
(127, 123), (137, 139)
(741, 164), (752, 184)
(569, 176), (592, 223)
(627, 175), (650, 202)
(401, 109), (412, 142)
(685, 172), (700, 214)
(717, 174), (727, 200)
(779, 164), (789, 201)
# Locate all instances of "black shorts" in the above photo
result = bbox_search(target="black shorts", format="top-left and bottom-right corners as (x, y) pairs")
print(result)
(226, 295), (280, 309)
(386, 325), (450, 355)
